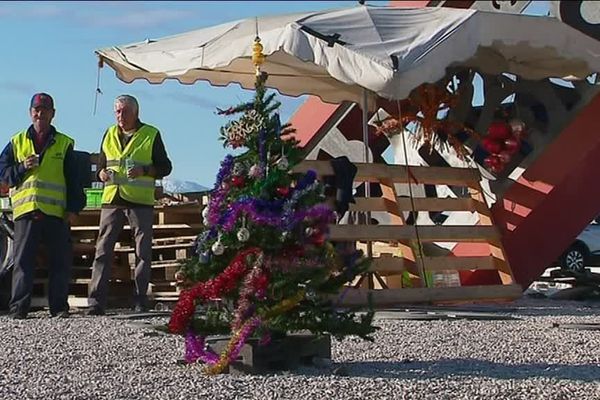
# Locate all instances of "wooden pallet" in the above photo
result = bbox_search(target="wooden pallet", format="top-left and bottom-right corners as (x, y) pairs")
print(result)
(294, 160), (521, 305)
(209, 334), (331, 375)
(30, 202), (201, 308)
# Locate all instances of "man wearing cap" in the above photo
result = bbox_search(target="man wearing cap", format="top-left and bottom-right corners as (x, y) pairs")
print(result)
(87, 94), (172, 315)
(0, 93), (85, 319)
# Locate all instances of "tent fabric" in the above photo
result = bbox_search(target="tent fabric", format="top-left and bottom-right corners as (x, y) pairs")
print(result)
(96, 5), (600, 104)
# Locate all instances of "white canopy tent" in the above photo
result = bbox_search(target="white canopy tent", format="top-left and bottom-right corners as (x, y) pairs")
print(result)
(96, 5), (600, 105)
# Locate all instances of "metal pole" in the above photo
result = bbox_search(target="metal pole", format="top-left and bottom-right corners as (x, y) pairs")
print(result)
(361, 89), (373, 260)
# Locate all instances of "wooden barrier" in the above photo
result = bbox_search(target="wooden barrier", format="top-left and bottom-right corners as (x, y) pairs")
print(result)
(294, 160), (521, 306)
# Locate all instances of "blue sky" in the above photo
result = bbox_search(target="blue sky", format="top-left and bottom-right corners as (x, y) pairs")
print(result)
(0, 1), (548, 186)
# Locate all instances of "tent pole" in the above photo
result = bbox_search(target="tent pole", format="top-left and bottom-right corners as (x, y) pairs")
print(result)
(362, 89), (373, 260)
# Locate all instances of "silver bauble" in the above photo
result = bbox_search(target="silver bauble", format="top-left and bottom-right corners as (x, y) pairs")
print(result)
(237, 227), (250, 242)
(277, 156), (289, 171)
(211, 241), (225, 256)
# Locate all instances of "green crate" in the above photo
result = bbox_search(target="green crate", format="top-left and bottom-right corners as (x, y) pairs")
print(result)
(85, 188), (104, 209)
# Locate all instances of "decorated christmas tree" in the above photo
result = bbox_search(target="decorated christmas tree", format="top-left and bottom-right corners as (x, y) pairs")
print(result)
(168, 38), (376, 375)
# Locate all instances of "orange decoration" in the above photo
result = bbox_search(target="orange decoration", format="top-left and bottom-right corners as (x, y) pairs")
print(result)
(375, 83), (478, 157)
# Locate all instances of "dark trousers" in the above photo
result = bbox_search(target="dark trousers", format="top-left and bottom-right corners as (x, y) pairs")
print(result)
(10, 213), (72, 315)
(88, 207), (153, 310)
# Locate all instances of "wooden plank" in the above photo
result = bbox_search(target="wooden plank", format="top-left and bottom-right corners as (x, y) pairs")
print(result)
(329, 225), (500, 242)
(294, 161), (481, 186)
(71, 223), (202, 232)
(368, 256), (406, 273)
(115, 242), (193, 253)
(335, 284), (523, 306)
(350, 197), (478, 212)
(422, 256), (497, 272)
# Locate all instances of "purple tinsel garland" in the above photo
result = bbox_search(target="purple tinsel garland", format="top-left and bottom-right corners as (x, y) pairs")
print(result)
(184, 331), (220, 364)
(220, 199), (334, 233)
(184, 318), (263, 367)
(229, 317), (262, 361)
(207, 155), (235, 226)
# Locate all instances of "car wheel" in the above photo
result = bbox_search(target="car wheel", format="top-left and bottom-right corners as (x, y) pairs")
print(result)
(560, 245), (586, 273)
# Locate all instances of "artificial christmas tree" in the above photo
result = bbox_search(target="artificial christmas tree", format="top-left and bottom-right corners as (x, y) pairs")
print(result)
(168, 38), (376, 375)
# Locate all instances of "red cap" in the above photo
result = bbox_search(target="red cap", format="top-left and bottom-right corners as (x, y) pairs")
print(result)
(30, 93), (54, 109)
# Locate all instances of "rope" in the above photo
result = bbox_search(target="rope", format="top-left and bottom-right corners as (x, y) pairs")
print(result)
(93, 57), (103, 116)
(397, 100), (428, 286)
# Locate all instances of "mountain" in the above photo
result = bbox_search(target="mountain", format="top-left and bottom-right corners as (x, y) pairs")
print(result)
(161, 177), (209, 194)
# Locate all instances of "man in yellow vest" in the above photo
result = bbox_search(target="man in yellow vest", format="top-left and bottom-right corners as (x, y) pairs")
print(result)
(87, 95), (172, 315)
(0, 93), (85, 319)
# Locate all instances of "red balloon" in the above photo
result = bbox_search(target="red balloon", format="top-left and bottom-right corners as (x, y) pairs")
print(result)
(498, 151), (511, 164)
(504, 138), (521, 155)
(487, 121), (512, 140)
(481, 137), (503, 154)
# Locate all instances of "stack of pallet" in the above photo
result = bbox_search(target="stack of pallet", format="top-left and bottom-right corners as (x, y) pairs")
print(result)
(32, 201), (204, 309)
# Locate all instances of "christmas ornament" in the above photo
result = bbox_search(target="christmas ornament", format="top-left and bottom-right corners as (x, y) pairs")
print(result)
(224, 120), (249, 149)
(237, 227), (250, 242)
(311, 232), (326, 246)
(305, 227), (315, 237)
(202, 207), (210, 225)
(487, 121), (511, 140)
(498, 151), (512, 164)
(174, 270), (186, 283)
(504, 137), (521, 154)
(481, 137), (503, 155)
(483, 155), (502, 171)
(248, 164), (262, 178)
(211, 239), (225, 256)
(231, 175), (245, 188)
(509, 118), (526, 137)
(232, 163), (245, 176)
(276, 155), (289, 171)
(276, 186), (290, 197)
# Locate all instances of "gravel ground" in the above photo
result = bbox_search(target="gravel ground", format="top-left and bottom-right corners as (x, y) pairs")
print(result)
(1, 297), (599, 400)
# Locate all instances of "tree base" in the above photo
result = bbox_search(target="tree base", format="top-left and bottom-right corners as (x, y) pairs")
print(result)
(208, 333), (331, 375)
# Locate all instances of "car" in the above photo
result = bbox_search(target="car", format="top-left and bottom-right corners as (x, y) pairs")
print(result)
(557, 221), (600, 273)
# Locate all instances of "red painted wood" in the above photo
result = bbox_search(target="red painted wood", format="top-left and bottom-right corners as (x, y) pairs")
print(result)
(492, 92), (600, 288)
(288, 97), (340, 148)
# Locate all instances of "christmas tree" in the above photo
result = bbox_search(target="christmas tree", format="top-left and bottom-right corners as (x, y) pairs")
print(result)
(168, 39), (376, 375)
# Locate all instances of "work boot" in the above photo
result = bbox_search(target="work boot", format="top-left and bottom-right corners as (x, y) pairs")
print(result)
(86, 307), (105, 316)
(9, 311), (27, 320)
(51, 311), (70, 318)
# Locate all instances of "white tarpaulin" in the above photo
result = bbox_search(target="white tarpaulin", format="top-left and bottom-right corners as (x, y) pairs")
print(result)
(96, 5), (600, 104)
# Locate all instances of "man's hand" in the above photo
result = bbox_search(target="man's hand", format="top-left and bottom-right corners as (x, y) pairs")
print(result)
(127, 166), (144, 179)
(64, 212), (76, 225)
(99, 169), (111, 182)
(23, 155), (39, 170)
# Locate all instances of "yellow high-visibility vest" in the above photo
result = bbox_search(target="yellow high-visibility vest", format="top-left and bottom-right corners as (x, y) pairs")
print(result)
(101, 124), (157, 206)
(10, 130), (73, 219)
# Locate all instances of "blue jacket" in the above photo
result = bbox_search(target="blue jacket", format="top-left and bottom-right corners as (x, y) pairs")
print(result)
(0, 125), (86, 215)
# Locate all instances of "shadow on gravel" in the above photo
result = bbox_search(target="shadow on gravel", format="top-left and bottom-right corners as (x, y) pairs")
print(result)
(509, 301), (600, 317)
(333, 359), (600, 382)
